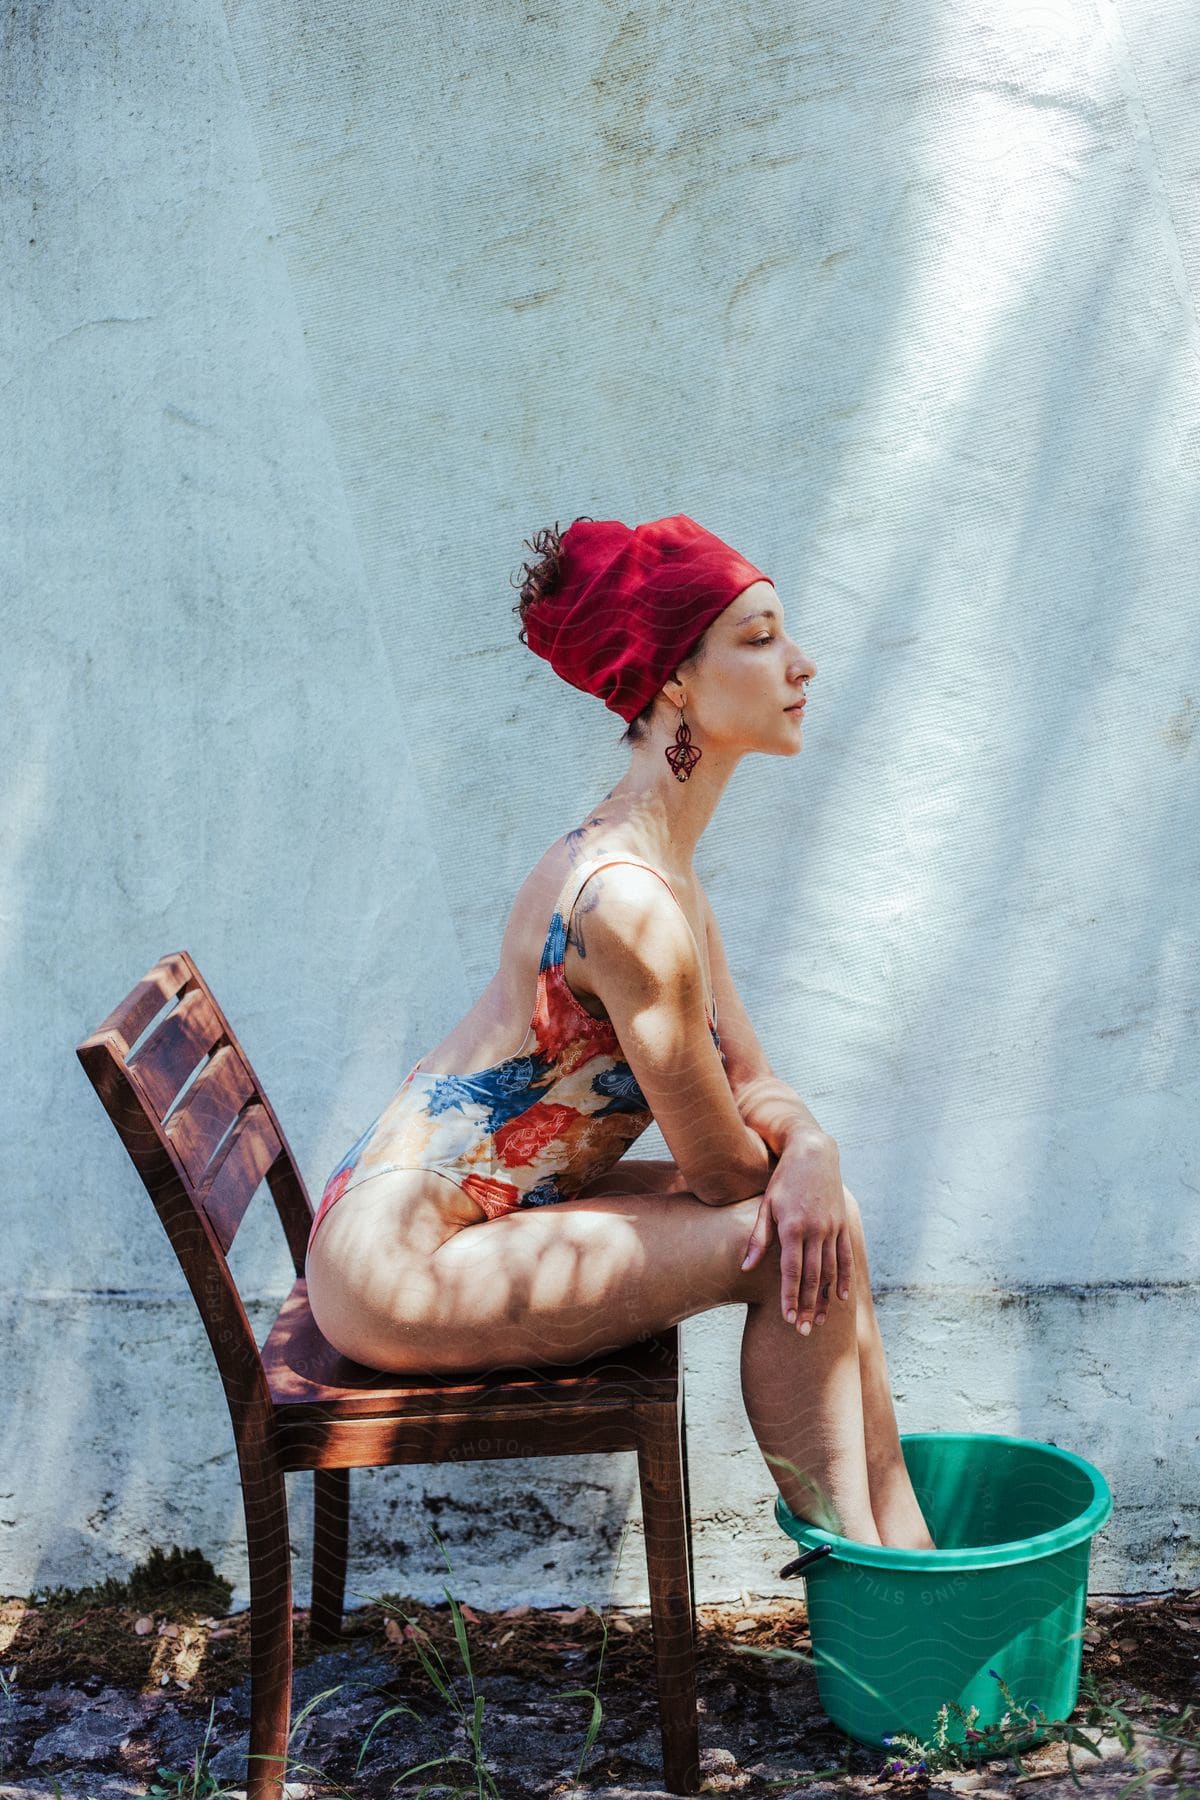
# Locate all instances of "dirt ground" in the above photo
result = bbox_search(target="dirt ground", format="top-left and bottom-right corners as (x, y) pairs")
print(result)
(1, 1557), (1197, 1798)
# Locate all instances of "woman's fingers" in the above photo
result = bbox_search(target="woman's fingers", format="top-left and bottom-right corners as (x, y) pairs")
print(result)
(813, 1237), (839, 1326)
(774, 1219), (854, 1332)
(779, 1224), (804, 1325)
(794, 1235), (824, 1333)
(739, 1194), (775, 1271)
(836, 1224), (854, 1303)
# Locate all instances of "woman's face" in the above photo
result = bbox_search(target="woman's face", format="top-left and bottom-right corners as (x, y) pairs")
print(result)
(685, 580), (816, 755)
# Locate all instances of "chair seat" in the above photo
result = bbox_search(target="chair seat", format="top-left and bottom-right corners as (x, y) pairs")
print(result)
(261, 1280), (683, 1468)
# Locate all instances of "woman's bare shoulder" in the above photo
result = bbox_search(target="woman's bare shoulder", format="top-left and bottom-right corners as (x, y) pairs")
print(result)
(499, 829), (634, 940)
(524, 825), (657, 892)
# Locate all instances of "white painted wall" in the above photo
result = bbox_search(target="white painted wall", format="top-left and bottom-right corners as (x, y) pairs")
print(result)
(2, 0), (1197, 1609)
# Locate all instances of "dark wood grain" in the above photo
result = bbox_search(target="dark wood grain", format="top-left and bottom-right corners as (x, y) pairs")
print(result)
(199, 1102), (282, 1256)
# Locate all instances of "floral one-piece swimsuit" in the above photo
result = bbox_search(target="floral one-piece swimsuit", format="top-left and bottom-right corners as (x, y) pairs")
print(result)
(306, 854), (725, 1255)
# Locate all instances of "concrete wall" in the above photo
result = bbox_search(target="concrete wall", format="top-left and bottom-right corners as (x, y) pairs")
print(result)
(2, 0), (1197, 1610)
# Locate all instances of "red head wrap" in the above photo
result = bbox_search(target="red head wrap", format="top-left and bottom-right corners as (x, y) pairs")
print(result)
(523, 512), (773, 723)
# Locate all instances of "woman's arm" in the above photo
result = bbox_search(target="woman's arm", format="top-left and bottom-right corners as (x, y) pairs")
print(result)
(699, 890), (854, 1314)
(578, 865), (774, 1203)
(735, 1075), (829, 1158)
(700, 888), (833, 1158)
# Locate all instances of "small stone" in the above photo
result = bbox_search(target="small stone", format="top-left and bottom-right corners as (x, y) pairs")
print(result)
(30, 1711), (137, 1767)
(208, 1733), (249, 1782)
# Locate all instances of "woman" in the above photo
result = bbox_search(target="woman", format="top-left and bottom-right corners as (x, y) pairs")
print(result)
(305, 511), (936, 1551)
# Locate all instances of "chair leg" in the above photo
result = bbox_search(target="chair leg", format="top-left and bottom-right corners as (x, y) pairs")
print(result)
(679, 1385), (697, 1625)
(310, 1466), (350, 1645)
(636, 1401), (701, 1795)
(240, 1455), (293, 1800)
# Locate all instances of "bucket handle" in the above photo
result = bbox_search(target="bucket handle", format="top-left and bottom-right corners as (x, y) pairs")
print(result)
(780, 1543), (834, 1578)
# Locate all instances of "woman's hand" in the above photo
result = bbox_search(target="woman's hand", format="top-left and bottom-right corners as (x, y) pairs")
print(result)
(738, 1133), (855, 1333)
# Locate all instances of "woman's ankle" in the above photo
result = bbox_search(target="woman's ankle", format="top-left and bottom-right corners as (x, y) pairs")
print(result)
(875, 1513), (937, 1550)
(868, 1465), (937, 1550)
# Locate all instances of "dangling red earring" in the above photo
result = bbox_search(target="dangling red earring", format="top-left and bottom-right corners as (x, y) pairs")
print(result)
(665, 705), (701, 782)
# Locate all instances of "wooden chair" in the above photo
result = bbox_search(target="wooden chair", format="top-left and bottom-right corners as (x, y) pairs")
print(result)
(76, 951), (701, 1798)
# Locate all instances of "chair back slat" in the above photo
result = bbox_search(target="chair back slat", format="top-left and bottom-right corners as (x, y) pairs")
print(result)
(78, 948), (315, 1279)
(165, 1042), (258, 1188)
(91, 952), (194, 1056)
(200, 1101), (283, 1256)
(129, 984), (226, 1119)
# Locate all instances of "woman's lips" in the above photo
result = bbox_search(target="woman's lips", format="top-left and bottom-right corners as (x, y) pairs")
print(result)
(785, 702), (806, 713)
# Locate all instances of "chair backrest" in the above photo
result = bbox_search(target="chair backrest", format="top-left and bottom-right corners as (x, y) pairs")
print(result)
(76, 950), (314, 1429)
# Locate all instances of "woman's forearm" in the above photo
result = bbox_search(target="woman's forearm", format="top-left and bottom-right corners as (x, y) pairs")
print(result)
(733, 1074), (831, 1158)
(693, 1136), (775, 1204)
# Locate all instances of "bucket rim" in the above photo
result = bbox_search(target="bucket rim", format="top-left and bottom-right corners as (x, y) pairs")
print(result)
(775, 1429), (1114, 1572)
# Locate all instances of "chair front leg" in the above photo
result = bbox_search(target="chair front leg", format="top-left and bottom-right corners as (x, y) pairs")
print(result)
(636, 1400), (701, 1795)
(310, 1466), (350, 1645)
(239, 1451), (293, 1800)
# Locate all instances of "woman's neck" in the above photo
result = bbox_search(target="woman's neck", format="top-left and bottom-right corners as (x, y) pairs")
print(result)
(586, 740), (743, 874)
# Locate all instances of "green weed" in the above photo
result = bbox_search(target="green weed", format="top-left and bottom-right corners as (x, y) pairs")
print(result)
(365, 1524), (502, 1799)
(873, 1668), (1200, 1793)
(556, 1518), (632, 1784)
(145, 1695), (224, 1796)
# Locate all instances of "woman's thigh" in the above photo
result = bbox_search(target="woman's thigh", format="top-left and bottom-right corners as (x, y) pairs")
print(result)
(312, 1178), (773, 1374)
(572, 1157), (698, 1198)
(304, 1168), (486, 1365)
(306, 1162), (874, 1375)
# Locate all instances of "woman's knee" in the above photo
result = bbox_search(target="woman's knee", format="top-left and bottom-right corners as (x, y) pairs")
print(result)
(839, 1186), (876, 1302)
(725, 1184), (872, 1310)
(717, 1193), (788, 1305)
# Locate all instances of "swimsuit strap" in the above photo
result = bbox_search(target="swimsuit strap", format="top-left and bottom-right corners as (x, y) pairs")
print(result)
(549, 854), (716, 1022)
(551, 854), (678, 950)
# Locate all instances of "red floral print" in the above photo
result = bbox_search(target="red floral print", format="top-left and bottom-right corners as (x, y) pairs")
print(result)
(494, 1101), (578, 1166)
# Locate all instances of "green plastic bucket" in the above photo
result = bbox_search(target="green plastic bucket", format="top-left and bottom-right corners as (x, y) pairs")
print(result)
(774, 1431), (1113, 1754)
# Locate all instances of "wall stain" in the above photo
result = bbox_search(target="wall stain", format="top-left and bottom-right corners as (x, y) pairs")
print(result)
(1163, 695), (1196, 756)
